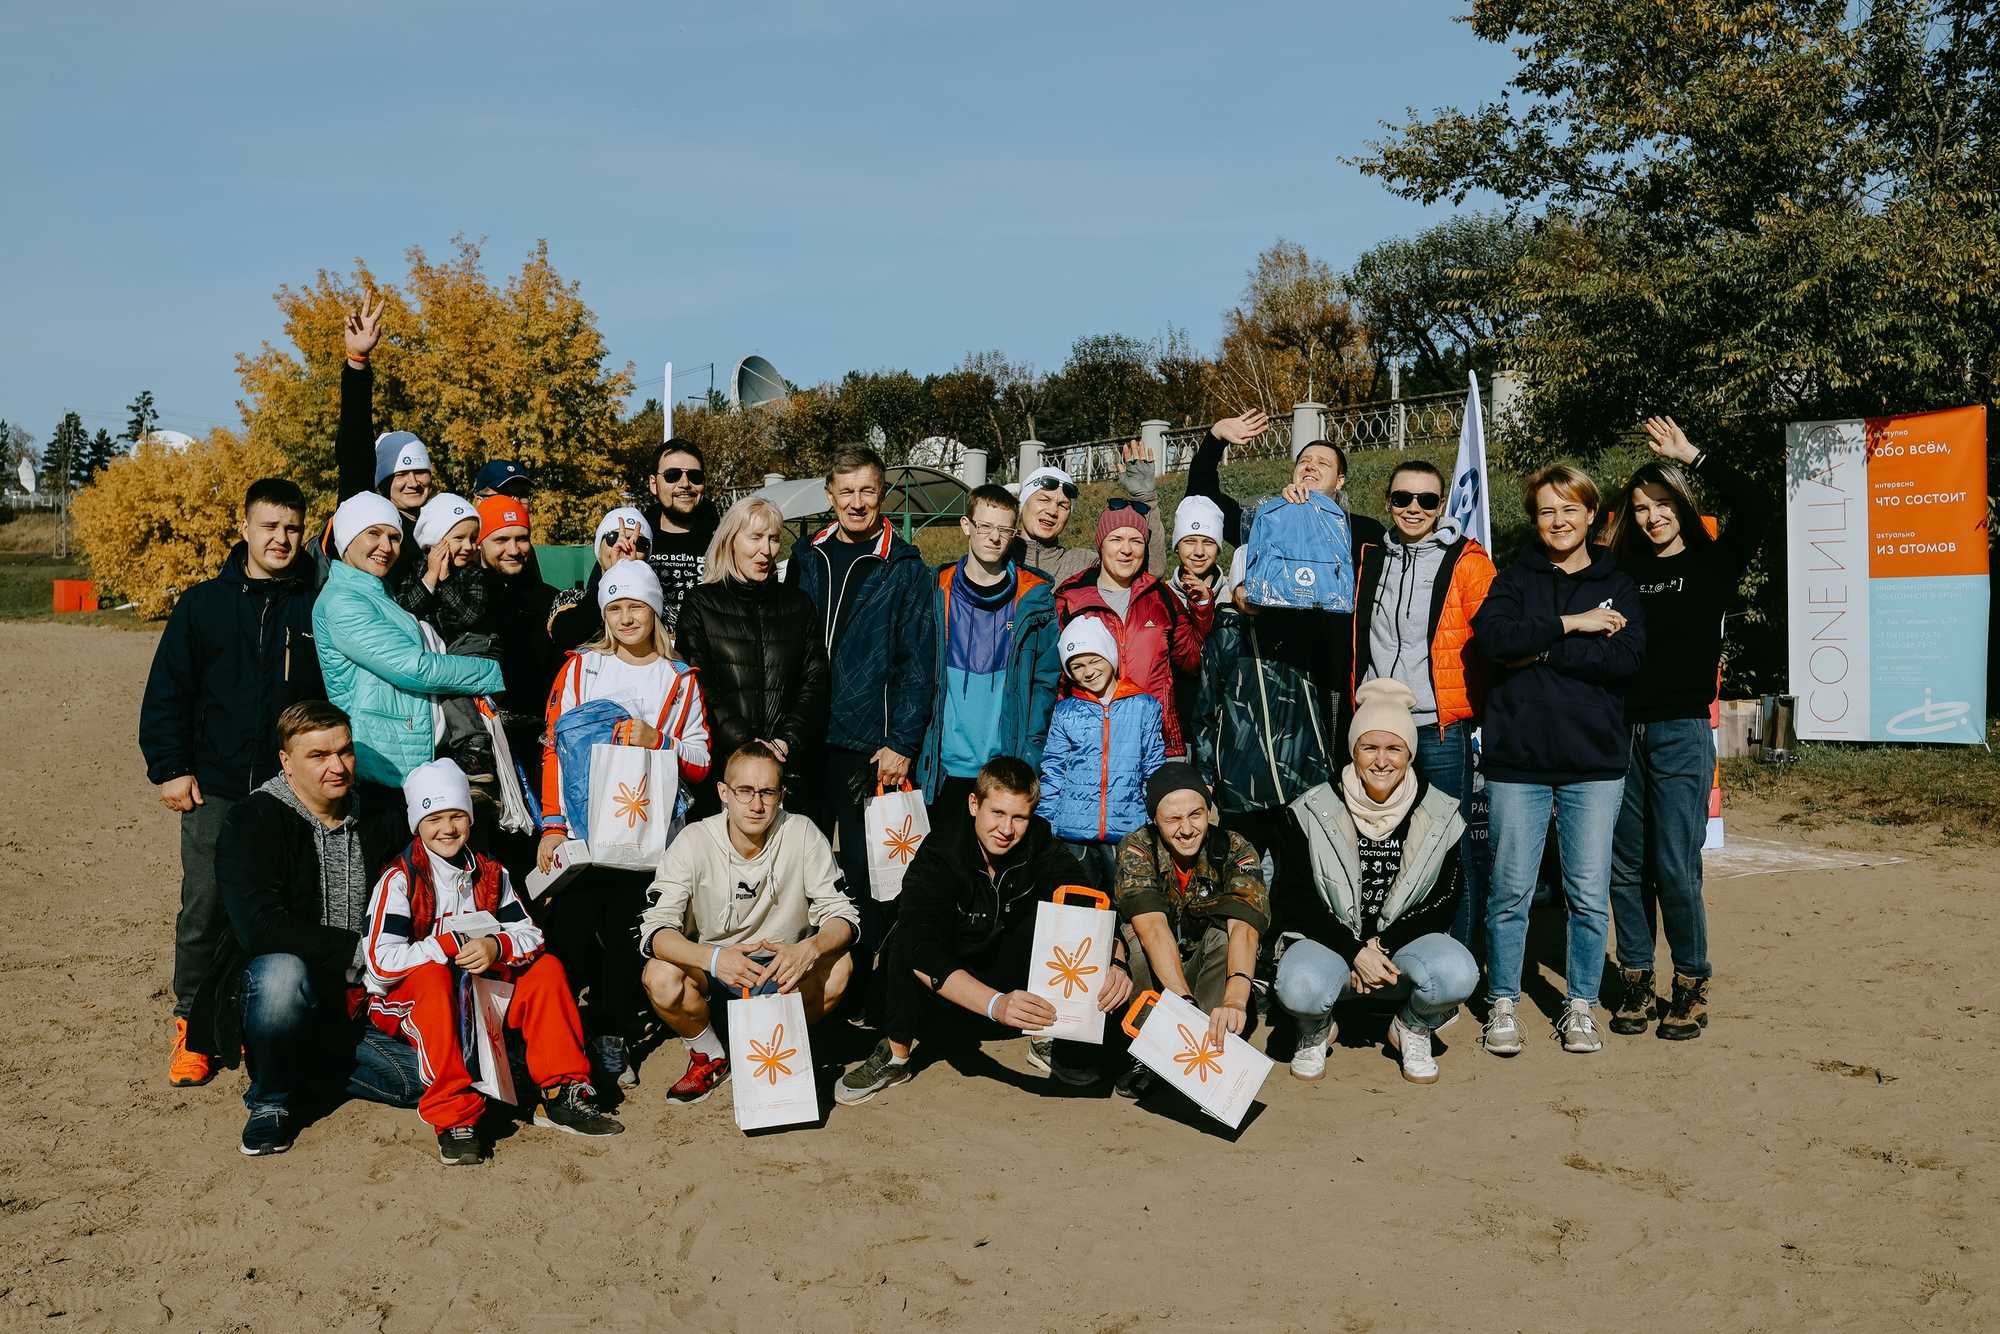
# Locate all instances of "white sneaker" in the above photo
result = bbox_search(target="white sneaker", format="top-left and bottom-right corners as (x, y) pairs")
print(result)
(1482, 997), (1523, 1057)
(1558, 998), (1603, 1053)
(1025, 1036), (1053, 1075)
(1289, 1019), (1333, 1082)
(1388, 1015), (1439, 1084)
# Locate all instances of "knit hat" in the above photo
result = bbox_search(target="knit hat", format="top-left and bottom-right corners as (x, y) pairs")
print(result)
(1017, 465), (1075, 497)
(1094, 501), (1148, 550)
(330, 492), (404, 557)
(1145, 761), (1210, 820)
(477, 495), (530, 543)
(1058, 615), (1119, 673)
(413, 493), (476, 550)
(1350, 678), (1418, 754)
(405, 757), (473, 833)
(373, 431), (432, 485)
(597, 559), (664, 616)
(594, 506), (653, 546)
(1173, 496), (1225, 548)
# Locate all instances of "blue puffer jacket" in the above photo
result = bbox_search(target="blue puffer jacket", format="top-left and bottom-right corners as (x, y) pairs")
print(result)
(786, 520), (937, 757)
(314, 560), (506, 787)
(914, 562), (1062, 801)
(1037, 681), (1165, 844)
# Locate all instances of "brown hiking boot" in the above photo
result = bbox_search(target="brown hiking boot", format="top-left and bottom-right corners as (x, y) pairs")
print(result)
(1609, 967), (1656, 1036)
(1657, 973), (1709, 1040)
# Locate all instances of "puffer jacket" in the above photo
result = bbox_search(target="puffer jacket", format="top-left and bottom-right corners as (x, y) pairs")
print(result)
(1351, 525), (1497, 736)
(313, 560), (505, 786)
(786, 520), (936, 758)
(1037, 680), (1165, 844)
(1054, 568), (1210, 757)
(675, 576), (831, 786)
(1276, 777), (1464, 960)
(914, 563), (1062, 802)
(1194, 606), (1334, 815)
(139, 542), (325, 801)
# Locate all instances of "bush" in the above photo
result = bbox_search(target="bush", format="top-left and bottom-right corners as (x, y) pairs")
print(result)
(71, 430), (288, 618)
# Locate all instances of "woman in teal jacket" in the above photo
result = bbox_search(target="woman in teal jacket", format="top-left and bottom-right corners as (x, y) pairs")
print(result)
(315, 494), (505, 789)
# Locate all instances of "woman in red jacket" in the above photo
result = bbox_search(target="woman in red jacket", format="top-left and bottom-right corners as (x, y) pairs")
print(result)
(1054, 503), (1210, 758)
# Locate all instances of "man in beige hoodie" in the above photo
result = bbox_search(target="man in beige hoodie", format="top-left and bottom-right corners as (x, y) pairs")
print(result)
(638, 742), (859, 1103)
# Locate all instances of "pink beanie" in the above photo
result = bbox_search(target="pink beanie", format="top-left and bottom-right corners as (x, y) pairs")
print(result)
(1094, 503), (1147, 550)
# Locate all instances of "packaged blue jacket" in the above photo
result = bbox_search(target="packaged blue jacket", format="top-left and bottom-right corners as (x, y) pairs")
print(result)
(1239, 494), (1356, 612)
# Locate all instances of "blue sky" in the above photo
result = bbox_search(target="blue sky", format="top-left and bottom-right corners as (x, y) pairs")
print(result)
(2, 2), (1511, 446)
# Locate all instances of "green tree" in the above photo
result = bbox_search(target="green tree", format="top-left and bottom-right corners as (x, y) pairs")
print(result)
(48, 412), (90, 493)
(1348, 212), (1529, 394)
(123, 390), (159, 445)
(1041, 333), (1161, 442)
(84, 428), (122, 482)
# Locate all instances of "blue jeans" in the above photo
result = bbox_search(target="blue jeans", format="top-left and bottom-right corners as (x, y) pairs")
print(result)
(1414, 722), (1490, 948)
(1274, 933), (1479, 1034)
(240, 953), (422, 1116)
(1610, 720), (1714, 979)
(1484, 778), (1623, 1004)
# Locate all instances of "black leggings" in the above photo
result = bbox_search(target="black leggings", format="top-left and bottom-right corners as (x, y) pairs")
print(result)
(534, 868), (652, 1043)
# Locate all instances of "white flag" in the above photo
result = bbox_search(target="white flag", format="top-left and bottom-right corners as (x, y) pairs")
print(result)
(1447, 371), (1491, 551)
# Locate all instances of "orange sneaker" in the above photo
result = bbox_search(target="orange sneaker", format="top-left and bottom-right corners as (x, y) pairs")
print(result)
(169, 1016), (215, 1087)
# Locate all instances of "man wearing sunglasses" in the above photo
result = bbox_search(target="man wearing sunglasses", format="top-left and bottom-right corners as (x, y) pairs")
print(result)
(1009, 439), (1166, 586)
(1351, 458), (1497, 947)
(644, 438), (720, 634)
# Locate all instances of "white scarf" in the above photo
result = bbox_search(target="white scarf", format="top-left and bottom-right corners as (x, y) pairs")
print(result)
(1340, 765), (1419, 841)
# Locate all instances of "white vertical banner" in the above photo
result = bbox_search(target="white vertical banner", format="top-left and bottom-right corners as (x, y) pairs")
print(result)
(663, 361), (673, 440)
(1447, 371), (1491, 551)
(1785, 419), (1871, 740)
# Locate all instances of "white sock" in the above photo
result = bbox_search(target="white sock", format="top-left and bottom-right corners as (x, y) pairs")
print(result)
(689, 1025), (724, 1060)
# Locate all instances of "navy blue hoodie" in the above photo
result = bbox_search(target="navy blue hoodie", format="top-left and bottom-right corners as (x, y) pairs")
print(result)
(1471, 546), (1645, 785)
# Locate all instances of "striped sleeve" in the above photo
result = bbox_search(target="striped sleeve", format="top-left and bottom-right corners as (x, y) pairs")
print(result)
(540, 655), (583, 834)
(363, 864), (453, 992)
(491, 868), (544, 965)
(662, 668), (712, 785)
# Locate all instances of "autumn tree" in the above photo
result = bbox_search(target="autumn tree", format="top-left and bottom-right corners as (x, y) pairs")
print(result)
(1215, 240), (1374, 414)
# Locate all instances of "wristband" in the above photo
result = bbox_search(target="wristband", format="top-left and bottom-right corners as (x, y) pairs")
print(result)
(986, 993), (1001, 1021)
(1227, 971), (1254, 986)
(709, 945), (722, 979)
(347, 351), (368, 366)
(1110, 956), (1131, 975)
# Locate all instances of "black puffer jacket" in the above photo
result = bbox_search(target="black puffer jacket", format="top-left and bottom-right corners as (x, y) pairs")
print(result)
(485, 567), (559, 727)
(675, 576), (830, 794)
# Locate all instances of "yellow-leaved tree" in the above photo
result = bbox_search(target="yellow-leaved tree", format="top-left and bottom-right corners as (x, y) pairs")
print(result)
(71, 430), (288, 617)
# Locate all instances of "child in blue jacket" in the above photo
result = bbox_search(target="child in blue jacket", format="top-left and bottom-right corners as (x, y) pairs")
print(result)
(1038, 615), (1166, 887)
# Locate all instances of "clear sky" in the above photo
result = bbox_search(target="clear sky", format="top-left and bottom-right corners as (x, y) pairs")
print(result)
(2, 2), (1511, 446)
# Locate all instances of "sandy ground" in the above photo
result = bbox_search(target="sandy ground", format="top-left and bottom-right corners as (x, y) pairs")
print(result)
(0, 619), (1993, 1332)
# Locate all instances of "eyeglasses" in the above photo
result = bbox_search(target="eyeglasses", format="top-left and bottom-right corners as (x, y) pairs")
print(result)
(726, 784), (781, 805)
(1389, 490), (1443, 511)
(1106, 497), (1151, 516)
(1026, 477), (1079, 500)
(658, 468), (705, 485)
(600, 531), (653, 551)
(964, 519), (1014, 538)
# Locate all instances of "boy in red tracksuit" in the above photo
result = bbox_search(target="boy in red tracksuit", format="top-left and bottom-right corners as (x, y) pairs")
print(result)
(364, 758), (622, 1165)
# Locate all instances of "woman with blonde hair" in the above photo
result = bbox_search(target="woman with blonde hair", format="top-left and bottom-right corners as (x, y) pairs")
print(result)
(674, 497), (831, 817)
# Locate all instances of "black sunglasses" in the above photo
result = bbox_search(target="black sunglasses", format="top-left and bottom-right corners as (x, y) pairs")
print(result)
(1389, 490), (1443, 511)
(1026, 476), (1079, 500)
(657, 468), (705, 485)
(601, 531), (653, 551)
(1106, 497), (1151, 517)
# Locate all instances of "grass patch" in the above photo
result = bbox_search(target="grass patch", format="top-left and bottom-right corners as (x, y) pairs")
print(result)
(1723, 723), (2000, 843)
(0, 553), (147, 628)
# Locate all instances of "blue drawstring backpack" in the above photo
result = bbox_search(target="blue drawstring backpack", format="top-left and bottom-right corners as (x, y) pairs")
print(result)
(1239, 493), (1356, 612)
(551, 698), (632, 836)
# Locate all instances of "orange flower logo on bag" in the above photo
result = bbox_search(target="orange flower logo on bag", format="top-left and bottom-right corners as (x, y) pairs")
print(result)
(881, 813), (922, 864)
(1172, 1023), (1224, 1082)
(613, 774), (651, 829)
(1043, 938), (1099, 1000)
(748, 1024), (796, 1085)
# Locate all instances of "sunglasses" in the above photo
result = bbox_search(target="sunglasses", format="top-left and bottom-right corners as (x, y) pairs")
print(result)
(1389, 490), (1443, 511)
(657, 468), (705, 485)
(600, 531), (653, 551)
(1106, 497), (1151, 517)
(1026, 477), (1079, 500)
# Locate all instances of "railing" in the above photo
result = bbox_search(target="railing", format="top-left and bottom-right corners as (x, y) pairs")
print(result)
(2, 493), (64, 510)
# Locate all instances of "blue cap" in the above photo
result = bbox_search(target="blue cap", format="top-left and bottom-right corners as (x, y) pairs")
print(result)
(473, 459), (530, 495)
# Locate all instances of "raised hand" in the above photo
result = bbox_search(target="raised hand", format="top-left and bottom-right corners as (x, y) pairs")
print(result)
(344, 293), (385, 364)
(1212, 410), (1270, 448)
(1642, 415), (1698, 465)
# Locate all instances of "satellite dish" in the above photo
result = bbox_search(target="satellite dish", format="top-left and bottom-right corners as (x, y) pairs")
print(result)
(730, 355), (787, 410)
(15, 458), (33, 494)
(146, 429), (196, 453)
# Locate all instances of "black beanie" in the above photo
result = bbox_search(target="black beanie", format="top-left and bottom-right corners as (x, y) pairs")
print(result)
(1146, 761), (1209, 820)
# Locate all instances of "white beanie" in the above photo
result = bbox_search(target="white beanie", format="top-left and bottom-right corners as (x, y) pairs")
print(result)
(1058, 615), (1119, 673)
(405, 757), (474, 833)
(598, 558), (664, 616)
(413, 493), (476, 549)
(1173, 496), (1226, 548)
(1018, 465), (1076, 495)
(330, 492), (405, 557)
(594, 506), (654, 545)
(374, 430), (432, 485)
(1350, 678), (1419, 754)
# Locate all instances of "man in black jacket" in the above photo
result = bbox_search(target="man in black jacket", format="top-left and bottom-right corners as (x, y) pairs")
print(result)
(835, 757), (1132, 1104)
(187, 701), (418, 1157)
(642, 437), (720, 634)
(140, 478), (326, 1089)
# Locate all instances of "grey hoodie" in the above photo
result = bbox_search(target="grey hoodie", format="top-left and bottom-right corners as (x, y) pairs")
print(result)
(1364, 519), (1460, 724)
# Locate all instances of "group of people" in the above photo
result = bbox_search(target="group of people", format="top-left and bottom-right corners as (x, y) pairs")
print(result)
(139, 302), (1757, 1163)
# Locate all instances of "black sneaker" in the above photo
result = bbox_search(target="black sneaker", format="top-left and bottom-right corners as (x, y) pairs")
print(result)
(437, 1125), (483, 1166)
(1112, 1059), (1154, 1101)
(238, 1108), (295, 1157)
(533, 1082), (625, 1137)
(1049, 1041), (1102, 1089)
(835, 1038), (914, 1106)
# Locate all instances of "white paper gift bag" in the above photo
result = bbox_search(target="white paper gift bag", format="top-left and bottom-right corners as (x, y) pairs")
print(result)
(1120, 989), (1273, 1130)
(585, 742), (680, 870)
(863, 782), (929, 902)
(727, 988), (818, 1132)
(461, 975), (517, 1105)
(1027, 885), (1116, 1044)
